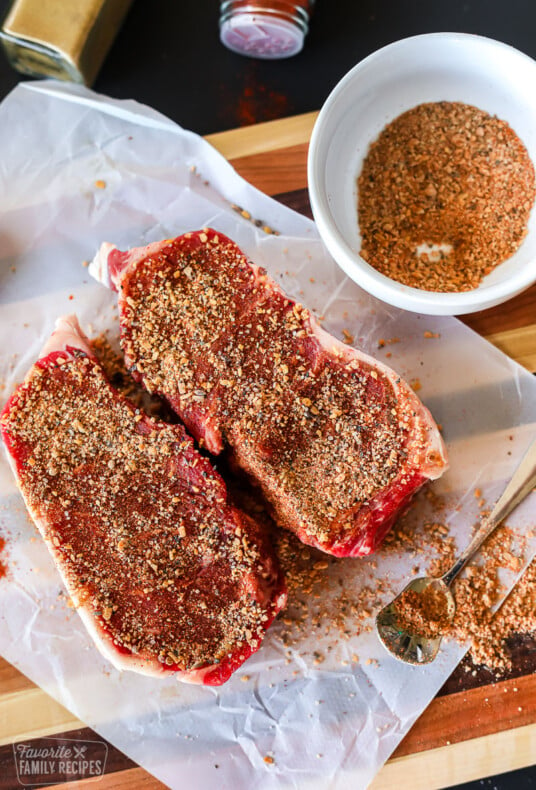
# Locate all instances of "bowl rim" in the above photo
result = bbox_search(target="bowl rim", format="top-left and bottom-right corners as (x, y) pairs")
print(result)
(307, 32), (536, 315)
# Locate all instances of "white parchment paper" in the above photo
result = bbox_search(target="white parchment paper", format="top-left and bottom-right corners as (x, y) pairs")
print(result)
(0, 81), (535, 790)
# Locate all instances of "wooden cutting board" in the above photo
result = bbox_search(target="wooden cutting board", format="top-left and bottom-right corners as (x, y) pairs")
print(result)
(1, 113), (535, 790)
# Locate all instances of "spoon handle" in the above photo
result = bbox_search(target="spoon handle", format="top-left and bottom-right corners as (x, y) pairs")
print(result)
(442, 435), (536, 588)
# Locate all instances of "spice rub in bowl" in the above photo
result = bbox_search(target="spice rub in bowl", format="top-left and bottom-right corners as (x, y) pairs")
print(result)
(308, 33), (536, 314)
(357, 101), (536, 293)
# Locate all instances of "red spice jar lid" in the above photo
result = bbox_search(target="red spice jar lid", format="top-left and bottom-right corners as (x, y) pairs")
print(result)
(220, 9), (307, 59)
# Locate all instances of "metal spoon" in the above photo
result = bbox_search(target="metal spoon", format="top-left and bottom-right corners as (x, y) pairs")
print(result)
(376, 436), (536, 665)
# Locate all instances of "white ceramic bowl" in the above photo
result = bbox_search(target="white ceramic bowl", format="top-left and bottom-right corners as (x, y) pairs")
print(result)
(308, 33), (536, 315)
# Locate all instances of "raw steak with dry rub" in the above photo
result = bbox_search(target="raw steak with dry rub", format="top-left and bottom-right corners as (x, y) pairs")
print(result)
(0, 315), (286, 684)
(90, 230), (448, 557)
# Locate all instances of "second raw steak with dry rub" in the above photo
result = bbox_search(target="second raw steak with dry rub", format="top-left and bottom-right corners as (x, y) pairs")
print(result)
(90, 229), (448, 557)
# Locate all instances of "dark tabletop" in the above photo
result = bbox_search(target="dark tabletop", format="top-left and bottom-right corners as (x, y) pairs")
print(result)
(0, 1), (534, 788)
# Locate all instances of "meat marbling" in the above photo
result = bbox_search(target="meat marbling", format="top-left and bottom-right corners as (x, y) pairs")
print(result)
(0, 315), (286, 684)
(90, 229), (448, 557)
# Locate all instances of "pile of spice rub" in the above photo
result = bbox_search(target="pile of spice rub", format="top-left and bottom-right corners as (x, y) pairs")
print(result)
(358, 101), (536, 292)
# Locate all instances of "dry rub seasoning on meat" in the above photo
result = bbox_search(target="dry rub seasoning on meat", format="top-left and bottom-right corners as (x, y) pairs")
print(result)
(0, 317), (286, 685)
(358, 101), (536, 292)
(90, 229), (447, 558)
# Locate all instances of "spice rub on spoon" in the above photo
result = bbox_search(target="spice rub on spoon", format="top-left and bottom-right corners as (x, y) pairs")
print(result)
(376, 435), (536, 665)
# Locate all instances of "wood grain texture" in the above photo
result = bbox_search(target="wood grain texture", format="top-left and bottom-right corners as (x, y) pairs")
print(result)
(229, 141), (310, 195)
(463, 283), (536, 335)
(206, 112), (317, 160)
(0, 658), (31, 696)
(4, 719), (536, 790)
(0, 685), (81, 747)
(393, 673), (536, 758)
(372, 722), (536, 790)
(485, 324), (536, 372)
(226, 143), (310, 197)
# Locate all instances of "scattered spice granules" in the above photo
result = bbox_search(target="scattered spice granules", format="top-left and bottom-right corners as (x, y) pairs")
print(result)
(358, 101), (536, 292)
(225, 477), (386, 655)
(381, 492), (535, 673)
(451, 526), (534, 673)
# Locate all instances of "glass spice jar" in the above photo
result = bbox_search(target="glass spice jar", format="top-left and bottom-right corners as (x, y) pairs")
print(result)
(0, 0), (133, 85)
(220, 0), (315, 59)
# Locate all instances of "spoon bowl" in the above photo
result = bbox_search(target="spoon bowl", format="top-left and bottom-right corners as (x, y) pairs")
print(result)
(376, 576), (455, 665)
